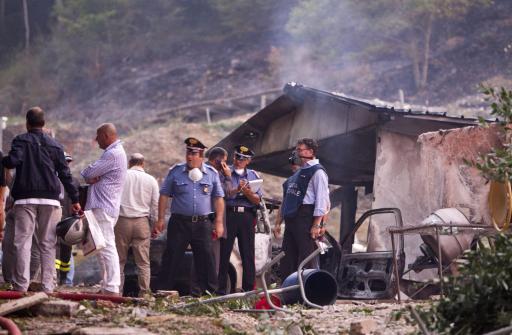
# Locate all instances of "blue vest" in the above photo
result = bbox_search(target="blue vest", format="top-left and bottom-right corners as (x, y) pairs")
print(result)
(281, 164), (325, 219)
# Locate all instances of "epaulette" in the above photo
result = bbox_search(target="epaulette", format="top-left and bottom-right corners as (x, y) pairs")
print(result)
(248, 168), (260, 179)
(204, 164), (219, 175)
(169, 163), (185, 173)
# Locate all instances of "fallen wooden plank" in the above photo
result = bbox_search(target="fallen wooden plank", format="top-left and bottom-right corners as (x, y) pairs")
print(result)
(0, 292), (48, 316)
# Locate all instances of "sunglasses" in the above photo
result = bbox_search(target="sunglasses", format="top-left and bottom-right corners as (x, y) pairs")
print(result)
(186, 149), (201, 155)
(234, 154), (249, 161)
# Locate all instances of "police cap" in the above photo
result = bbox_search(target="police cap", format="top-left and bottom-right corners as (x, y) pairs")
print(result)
(234, 144), (255, 160)
(184, 137), (207, 152)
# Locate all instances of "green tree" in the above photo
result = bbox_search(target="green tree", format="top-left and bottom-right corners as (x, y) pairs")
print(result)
(472, 86), (512, 182)
(287, 0), (491, 92)
(208, 0), (282, 34)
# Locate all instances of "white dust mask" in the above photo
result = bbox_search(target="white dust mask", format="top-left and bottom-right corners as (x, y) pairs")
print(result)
(234, 168), (245, 176)
(188, 168), (203, 182)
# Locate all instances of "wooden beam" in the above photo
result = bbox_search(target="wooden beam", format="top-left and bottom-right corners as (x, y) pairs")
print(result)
(0, 292), (48, 316)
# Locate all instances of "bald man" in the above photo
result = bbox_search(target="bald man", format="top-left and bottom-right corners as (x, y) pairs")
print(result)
(81, 123), (127, 296)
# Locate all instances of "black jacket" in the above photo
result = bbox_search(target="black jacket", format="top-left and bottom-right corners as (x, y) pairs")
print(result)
(2, 128), (79, 203)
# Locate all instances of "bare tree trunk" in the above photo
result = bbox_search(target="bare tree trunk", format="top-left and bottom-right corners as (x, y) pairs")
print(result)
(0, 0), (5, 34)
(409, 41), (421, 91)
(22, 0), (30, 53)
(420, 12), (433, 90)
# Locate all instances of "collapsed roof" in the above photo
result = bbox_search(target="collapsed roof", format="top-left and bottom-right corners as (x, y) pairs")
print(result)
(213, 83), (478, 186)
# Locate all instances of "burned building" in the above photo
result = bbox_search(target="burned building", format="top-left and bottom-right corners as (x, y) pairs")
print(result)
(213, 82), (499, 281)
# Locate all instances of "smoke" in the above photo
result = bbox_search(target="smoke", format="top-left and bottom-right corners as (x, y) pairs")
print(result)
(268, 0), (364, 93)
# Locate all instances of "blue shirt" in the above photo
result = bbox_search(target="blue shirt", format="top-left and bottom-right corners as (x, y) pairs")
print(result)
(81, 140), (127, 218)
(225, 167), (262, 208)
(160, 163), (225, 216)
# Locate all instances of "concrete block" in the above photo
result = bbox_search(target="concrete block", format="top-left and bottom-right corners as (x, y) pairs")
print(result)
(33, 300), (80, 317)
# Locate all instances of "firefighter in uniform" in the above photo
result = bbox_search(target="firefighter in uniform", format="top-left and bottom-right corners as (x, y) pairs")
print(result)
(217, 145), (262, 294)
(153, 137), (225, 295)
(278, 138), (330, 281)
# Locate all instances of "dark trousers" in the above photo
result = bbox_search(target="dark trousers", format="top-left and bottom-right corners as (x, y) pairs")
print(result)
(56, 242), (72, 283)
(157, 217), (217, 295)
(279, 205), (319, 281)
(218, 211), (255, 294)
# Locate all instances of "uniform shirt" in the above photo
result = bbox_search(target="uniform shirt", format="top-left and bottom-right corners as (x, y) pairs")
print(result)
(160, 163), (224, 216)
(81, 140), (127, 218)
(302, 159), (330, 217)
(225, 167), (262, 208)
(119, 166), (159, 221)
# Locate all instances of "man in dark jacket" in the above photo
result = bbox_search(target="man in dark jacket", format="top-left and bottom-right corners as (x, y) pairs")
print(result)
(2, 107), (81, 293)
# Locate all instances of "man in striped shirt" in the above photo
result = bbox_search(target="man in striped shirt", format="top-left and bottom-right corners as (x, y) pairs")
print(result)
(81, 123), (127, 296)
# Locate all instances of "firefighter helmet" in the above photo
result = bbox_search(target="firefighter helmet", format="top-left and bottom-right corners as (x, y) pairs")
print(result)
(56, 216), (86, 246)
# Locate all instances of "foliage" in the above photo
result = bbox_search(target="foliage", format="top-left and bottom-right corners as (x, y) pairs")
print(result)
(208, 0), (280, 34)
(470, 86), (512, 182)
(420, 234), (512, 334)
(286, 0), (491, 91)
(482, 86), (512, 124)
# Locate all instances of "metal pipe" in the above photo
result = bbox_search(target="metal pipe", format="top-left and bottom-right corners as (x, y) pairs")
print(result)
(297, 247), (324, 309)
(407, 305), (431, 335)
(390, 231), (401, 303)
(172, 285), (300, 310)
(259, 252), (290, 313)
(435, 226), (444, 298)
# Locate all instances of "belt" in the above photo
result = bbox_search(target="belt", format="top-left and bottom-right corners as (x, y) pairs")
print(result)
(171, 213), (211, 223)
(226, 206), (256, 214)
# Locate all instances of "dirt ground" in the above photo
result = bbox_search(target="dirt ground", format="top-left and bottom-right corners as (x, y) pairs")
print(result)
(7, 290), (422, 335)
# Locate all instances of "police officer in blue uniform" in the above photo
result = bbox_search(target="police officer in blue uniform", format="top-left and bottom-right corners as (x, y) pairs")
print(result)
(279, 138), (330, 281)
(217, 145), (262, 294)
(153, 137), (225, 295)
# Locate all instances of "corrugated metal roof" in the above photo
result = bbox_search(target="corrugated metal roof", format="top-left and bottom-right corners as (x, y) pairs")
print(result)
(212, 83), (482, 185)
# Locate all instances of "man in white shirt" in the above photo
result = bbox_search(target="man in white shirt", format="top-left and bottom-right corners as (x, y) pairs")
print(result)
(115, 153), (159, 296)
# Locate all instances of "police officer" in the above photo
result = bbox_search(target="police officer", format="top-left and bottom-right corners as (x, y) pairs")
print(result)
(278, 138), (330, 281)
(153, 137), (225, 295)
(218, 145), (262, 294)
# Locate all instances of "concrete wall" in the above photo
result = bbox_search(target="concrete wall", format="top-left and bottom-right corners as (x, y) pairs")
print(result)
(369, 125), (502, 280)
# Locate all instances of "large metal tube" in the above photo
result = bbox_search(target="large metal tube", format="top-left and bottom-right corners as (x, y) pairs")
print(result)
(280, 269), (338, 306)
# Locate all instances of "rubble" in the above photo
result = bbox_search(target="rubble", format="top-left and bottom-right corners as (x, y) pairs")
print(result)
(72, 327), (157, 335)
(4, 294), (420, 334)
(350, 319), (377, 335)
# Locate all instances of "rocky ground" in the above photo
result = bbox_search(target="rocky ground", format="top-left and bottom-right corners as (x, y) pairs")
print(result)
(6, 289), (423, 334)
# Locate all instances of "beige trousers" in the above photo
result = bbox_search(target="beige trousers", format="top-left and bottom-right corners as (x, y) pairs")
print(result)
(12, 204), (62, 292)
(114, 216), (151, 294)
